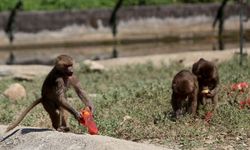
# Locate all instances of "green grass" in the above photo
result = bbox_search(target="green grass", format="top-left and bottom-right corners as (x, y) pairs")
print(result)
(1, 0), (221, 12)
(1, 56), (250, 149)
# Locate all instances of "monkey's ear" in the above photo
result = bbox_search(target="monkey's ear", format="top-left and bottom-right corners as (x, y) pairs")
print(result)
(192, 62), (200, 75)
(199, 58), (205, 62)
(55, 56), (61, 65)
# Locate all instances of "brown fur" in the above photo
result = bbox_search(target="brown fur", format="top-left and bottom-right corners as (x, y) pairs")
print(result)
(192, 58), (219, 112)
(171, 70), (199, 118)
(6, 55), (94, 132)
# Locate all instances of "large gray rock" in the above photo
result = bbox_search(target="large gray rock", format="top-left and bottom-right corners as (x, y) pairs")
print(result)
(0, 65), (51, 77)
(3, 83), (26, 101)
(82, 60), (105, 72)
(0, 126), (172, 150)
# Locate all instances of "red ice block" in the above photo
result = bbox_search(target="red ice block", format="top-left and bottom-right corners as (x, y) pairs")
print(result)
(80, 107), (98, 135)
(205, 111), (213, 122)
(239, 99), (250, 109)
(231, 82), (248, 91)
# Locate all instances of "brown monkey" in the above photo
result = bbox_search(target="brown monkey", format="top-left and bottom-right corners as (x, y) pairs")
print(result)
(6, 55), (94, 132)
(171, 70), (199, 118)
(192, 58), (219, 112)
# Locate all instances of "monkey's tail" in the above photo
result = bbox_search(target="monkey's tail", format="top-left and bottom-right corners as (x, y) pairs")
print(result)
(6, 98), (42, 132)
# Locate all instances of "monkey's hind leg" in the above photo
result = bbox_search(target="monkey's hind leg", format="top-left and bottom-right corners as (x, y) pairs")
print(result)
(42, 101), (62, 131)
(59, 108), (70, 132)
(171, 93), (183, 118)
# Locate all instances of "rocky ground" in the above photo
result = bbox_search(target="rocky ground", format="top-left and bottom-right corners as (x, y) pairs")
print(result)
(0, 125), (172, 150)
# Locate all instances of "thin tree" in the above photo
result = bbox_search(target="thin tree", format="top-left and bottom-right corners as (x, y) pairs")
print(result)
(213, 0), (247, 65)
(213, 0), (229, 50)
(5, 0), (23, 43)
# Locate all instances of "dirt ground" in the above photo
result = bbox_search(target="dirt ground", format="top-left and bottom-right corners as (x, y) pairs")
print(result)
(0, 48), (248, 79)
(97, 48), (249, 68)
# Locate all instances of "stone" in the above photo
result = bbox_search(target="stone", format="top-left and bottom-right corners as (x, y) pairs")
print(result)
(82, 60), (105, 72)
(0, 126), (171, 150)
(13, 74), (34, 81)
(3, 83), (27, 101)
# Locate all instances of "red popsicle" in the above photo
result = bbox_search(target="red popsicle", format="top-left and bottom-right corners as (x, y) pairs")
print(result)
(80, 107), (98, 135)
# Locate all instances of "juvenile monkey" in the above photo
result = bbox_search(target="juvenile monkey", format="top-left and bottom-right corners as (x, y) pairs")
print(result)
(192, 58), (219, 112)
(171, 70), (199, 118)
(6, 55), (94, 132)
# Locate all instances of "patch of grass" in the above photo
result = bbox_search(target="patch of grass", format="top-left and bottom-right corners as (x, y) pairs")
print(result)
(1, 56), (250, 149)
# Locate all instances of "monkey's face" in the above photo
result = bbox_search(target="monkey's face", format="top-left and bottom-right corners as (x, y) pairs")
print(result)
(55, 55), (74, 76)
(63, 64), (74, 76)
(67, 65), (74, 76)
(197, 67), (218, 90)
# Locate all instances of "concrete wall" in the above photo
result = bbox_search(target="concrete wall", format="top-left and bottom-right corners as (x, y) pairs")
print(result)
(0, 3), (249, 33)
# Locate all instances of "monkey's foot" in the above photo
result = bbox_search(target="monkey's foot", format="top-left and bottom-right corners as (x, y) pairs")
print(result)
(57, 126), (70, 132)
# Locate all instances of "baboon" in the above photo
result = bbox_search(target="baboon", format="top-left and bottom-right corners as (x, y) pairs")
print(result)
(171, 70), (199, 118)
(6, 55), (94, 132)
(192, 58), (219, 112)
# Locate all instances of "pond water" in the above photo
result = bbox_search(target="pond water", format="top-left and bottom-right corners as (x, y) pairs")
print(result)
(0, 29), (249, 65)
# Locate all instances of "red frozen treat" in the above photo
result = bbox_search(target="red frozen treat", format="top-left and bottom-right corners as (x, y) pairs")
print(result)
(80, 107), (98, 135)
(231, 82), (248, 91)
(205, 111), (213, 122)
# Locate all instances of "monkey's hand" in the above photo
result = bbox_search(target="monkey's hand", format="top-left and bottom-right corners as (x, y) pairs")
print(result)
(204, 91), (214, 98)
(201, 87), (214, 98)
(86, 101), (94, 113)
(201, 87), (209, 94)
(75, 112), (83, 123)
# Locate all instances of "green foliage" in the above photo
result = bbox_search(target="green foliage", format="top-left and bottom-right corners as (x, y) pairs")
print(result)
(1, 56), (250, 149)
(181, 0), (218, 3)
(0, 0), (19, 11)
